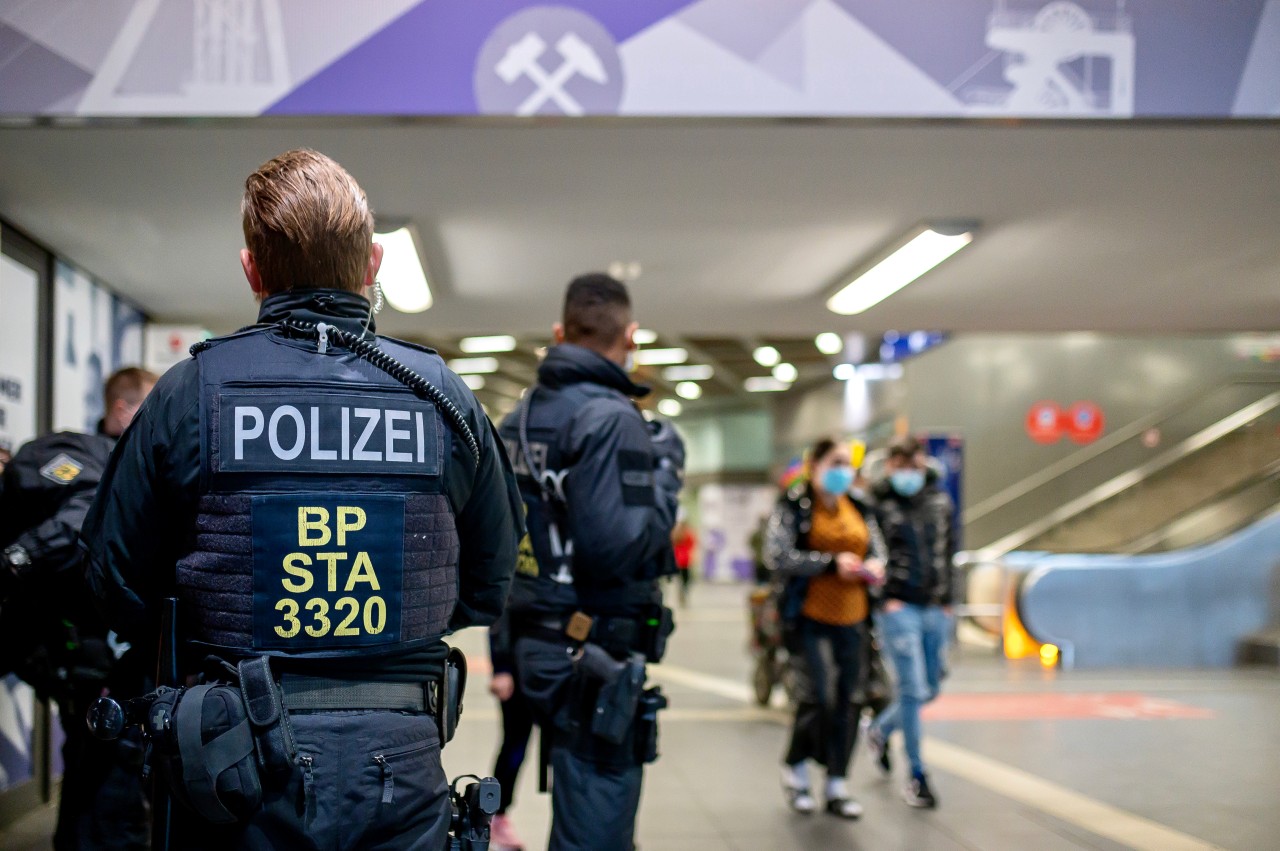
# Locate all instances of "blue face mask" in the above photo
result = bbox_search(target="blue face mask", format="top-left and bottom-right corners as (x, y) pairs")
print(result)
(890, 469), (925, 498)
(820, 467), (854, 496)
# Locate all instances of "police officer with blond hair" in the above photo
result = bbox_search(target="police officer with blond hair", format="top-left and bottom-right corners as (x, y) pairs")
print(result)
(82, 149), (521, 848)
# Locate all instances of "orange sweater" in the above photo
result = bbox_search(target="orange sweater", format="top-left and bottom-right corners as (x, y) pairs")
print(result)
(800, 497), (870, 626)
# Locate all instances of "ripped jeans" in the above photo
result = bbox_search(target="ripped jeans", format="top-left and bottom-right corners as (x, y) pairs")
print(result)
(871, 603), (950, 777)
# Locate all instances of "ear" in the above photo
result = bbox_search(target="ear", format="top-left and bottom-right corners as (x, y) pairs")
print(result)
(241, 249), (264, 297)
(364, 242), (385, 290)
(625, 321), (640, 350)
(552, 322), (566, 345)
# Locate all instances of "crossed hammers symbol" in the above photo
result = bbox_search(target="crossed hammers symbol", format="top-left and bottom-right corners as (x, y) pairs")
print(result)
(495, 32), (609, 116)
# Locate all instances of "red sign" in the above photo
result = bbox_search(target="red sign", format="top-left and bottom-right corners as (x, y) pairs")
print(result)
(1025, 401), (1062, 444)
(1064, 401), (1105, 444)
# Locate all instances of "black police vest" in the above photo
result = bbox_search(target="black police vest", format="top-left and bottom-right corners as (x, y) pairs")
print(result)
(174, 327), (460, 660)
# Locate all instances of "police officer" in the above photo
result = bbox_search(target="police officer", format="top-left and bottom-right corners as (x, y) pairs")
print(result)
(498, 273), (682, 851)
(0, 366), (156, 851)
(81, 149), (521, 849)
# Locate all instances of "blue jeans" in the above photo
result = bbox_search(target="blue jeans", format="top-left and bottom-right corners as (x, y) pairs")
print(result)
(872, 603), (950, 776)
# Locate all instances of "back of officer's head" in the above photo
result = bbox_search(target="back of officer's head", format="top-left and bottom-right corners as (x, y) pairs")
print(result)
(241, 149), (374, 295)
(556, 273), (636, 360)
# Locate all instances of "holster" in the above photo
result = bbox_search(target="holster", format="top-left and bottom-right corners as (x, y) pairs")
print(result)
(435, 646), (467, 746)
(236, 657), (296, 778)
(589, 652), (645, 745)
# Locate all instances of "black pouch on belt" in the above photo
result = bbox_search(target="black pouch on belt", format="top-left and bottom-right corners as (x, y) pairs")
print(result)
(236, 656), (296, 778)
(633, 685), (668, 765)
(436, 646), (468, 746)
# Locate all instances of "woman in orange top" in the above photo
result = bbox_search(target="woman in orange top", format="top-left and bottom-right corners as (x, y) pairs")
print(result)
(764, 437), (886, 819)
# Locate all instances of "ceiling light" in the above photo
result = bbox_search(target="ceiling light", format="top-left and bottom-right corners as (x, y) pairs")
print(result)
(833, 363), (856, 381)
(662, 364), (714, 382)
(744, 376), (789, 393)
(633, 328), (658, 346)
(827, 223), (977, 316)
(462, 374), (486, 391)
(753, 346), (781, 367)
(608, 261), (643, 281)
(772, 362), (798, 383)
(675, 381), (703, 400)
(657, 398), (682, 417)
(448, 356), (499, 375)
(815, 332), (844, 355)
(633, 348), (688, 366)
(459, 335), (516, 353)
(374, 226), (433, 313)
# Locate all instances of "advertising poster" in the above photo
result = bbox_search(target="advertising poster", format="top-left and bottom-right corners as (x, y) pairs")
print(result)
(0, 254), (39, 458)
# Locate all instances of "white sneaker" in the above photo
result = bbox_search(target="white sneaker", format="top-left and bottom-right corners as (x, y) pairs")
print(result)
(824, 777), (863, 819)
(781, 764), (817, 814)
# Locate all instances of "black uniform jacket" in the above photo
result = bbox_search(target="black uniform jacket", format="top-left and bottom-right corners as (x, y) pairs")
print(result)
(80, 289), (522, 681)
(498, 343), (680, 619)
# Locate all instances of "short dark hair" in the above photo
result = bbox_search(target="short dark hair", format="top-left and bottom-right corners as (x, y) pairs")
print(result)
(104, 367), (158, 408)
(886, 435), (922, 461)
(808, 437), (840, 465)
(562, 273), (631, 347)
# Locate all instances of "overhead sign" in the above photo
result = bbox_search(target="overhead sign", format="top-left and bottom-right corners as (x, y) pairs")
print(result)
(0, 0), (1275, 119)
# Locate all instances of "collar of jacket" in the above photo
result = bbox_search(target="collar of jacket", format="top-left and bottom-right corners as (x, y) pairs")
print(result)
(255, 288), (376, 336)
(537, 343), (651, 398)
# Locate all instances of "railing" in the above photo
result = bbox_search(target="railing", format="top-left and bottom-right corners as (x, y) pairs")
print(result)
(965, 375), (1280, 553)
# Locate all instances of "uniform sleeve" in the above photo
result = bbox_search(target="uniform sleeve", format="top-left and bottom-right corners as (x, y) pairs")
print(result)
(488, 609), (514, 675)
(563, 399), (677, 589)
(448, 396), (522, 632)
(762, 499), (833, 579)
(10, 442), (107, 575)
(81, 365), (200, 644)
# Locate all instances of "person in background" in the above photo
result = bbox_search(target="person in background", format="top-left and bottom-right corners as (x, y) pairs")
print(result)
(865, 435), (957, 809)
(0, 366), (157, 851)
(671, 510), (696, 607)
(488, 610), (534, 851)
(765, 437), (885, 819)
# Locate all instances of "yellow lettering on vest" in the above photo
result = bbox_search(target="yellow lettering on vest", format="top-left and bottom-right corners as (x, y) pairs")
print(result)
(314, 552), (348, 593)
(281, 552), (313, 593)
(345, 551), (380, 591)
(298, 507), (331, 546)
(336, 506), (366, 546)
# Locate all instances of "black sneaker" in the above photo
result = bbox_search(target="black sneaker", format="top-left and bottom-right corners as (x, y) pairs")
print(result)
(904, 772), (937, 808)
(861, 716), (891, 778)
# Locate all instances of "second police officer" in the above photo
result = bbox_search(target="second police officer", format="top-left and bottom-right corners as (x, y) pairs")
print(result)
(81, 149), (522, 849)
(499, 273), (683, 851)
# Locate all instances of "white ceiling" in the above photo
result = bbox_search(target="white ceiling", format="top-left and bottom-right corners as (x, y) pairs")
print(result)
(0, 120), (1277, 341)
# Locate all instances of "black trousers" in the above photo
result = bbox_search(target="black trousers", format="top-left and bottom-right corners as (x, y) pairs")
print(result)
(514, 635), (645, 851)
(784, 617), (863, 778)
(171, 710), (450, 851)
(492, 686), (536, 815)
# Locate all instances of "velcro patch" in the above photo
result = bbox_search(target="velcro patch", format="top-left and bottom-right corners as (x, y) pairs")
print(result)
(39, 453), (83, 485)
(252, 494), (405, 651)
(618, 449), (655, 506)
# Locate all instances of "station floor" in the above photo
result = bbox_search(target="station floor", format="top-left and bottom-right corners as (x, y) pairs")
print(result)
(3, 582), (1278, 850)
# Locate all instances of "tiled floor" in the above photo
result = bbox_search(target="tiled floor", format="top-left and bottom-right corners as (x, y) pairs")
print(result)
(3, 582), (1277, 850)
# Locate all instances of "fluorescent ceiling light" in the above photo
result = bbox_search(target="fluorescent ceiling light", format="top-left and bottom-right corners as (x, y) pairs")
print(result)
(833, 363), (856, 381)
(634, 348), (688, 366)
(833, 363), (905, 381)
(633, 328), (658, 346)
(815, 332), (844, 355)
(827, 224), (976, 316)
(448, 356), (499, 375)
(662, 364), (714, 382)
(374, 226), (432, 313)
(462, 374), (486, 391)
(772, 362), (798, 383)
(675, 381), (703, 400)
(459, 335), (516, 353)
(752, 346), (781, 367)
(744, 376), (789, 393)
(657, 398), (683, 417)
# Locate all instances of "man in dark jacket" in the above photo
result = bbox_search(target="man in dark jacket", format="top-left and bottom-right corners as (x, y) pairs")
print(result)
(1, 366), (156, 850)
(80, 149), (521, 849)
(865, 436), (956, 809)
(498, 273), (681, 851)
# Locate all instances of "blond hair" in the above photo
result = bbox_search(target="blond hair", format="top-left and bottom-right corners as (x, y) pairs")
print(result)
(104, 367), (158, 408)
(241, 149), (374, 294)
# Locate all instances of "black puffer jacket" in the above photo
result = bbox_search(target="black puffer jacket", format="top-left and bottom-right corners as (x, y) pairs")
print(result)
(870, 469), (956, 607)
(763, 484), (886, 622)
